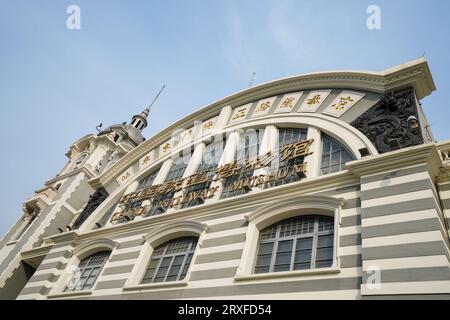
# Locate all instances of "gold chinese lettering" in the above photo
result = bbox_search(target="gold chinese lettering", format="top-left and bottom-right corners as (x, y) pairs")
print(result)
(245, 151), (274, 170)
(307, 94), (321, 106)
(163, 143), (171, 152)
(185, 170), (210, 187)
(215, 162), (242, 179)
(255, 101), (272, 113)
(203, 121), (214, 129)
(280, 97), (295, 109)
(281, 139), (314, 162)
(232, 108), (247, 120)
(159, 179), (184, 194)
(332, 96), (354, 111)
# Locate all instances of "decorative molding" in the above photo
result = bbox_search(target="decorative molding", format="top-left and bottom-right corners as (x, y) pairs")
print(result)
(351, 88), (423, 153)
(246, 195), (344, 228)
(123, 280), (188, 292)
(346, 142), (442, 178)
(143, 221), (208, 248)
(71, 238), (118, 258)
(235, 267), (341, 282)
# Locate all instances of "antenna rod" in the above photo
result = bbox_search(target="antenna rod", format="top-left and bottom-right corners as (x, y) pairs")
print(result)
(149, 85), (166, 109)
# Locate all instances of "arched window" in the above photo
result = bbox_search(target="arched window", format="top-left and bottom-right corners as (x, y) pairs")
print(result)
(181, 136), (226, 208)
(266, 128), (308, 187)
(141, 237), (198, 283)
(221, 129), (264, 199)
(320, 134), (355, 175)
(65, 251), (110, 291)
(254, 215), (334, 274)
(115, 169), (160, 224)
(147, 150), (192, 216)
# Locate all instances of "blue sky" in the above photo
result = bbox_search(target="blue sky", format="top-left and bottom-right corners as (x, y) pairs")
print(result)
(1, 0), (449, 236)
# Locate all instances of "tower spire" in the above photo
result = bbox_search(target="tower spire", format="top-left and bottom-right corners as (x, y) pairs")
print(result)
(131, 107), (150, 132)
(130, 86), (165, 132)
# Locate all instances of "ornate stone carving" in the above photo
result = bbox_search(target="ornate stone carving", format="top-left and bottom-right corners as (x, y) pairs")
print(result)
(72, 187), (109, 229)
(351, 88), (423, 153)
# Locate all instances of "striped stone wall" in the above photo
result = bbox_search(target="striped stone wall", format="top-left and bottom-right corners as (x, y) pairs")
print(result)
(18, 183), (363, 300)
(358, 164), (450, 296)
(17, 163), (450, 299)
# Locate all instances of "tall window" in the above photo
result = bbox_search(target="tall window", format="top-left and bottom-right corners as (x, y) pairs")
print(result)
(265, 128), (308, 188)
(141, 237), (198, 283)
(181, 136), (226, 208)
(320, 134), (355, 175)
(254, 215), (334, 274)
(147, 151), (192, 216)
(65, 251), (110, 291)
(221, 129), (264, 199)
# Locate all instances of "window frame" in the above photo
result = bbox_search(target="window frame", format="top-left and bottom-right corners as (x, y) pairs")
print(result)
(254, 215), (335, 274)
(48, 238), (118, 298)
(140, 236), (198, 284)
(235, 195), (343, 282)
(123, 221), (207, 291)
(320, 133), (356, 176)
(64, 250), (111, 292)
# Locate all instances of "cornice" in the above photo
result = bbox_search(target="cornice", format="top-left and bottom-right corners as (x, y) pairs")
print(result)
(20, 245), (53, 262)
(45, 166), (94, 186)
(89, 59), (435, 190)
(346, 142), (443, 178)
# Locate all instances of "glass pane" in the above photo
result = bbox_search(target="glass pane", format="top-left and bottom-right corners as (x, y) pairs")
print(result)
(277, 240), (293, 253)
(258, 242), (274, 255)
(167, 265), (181, 278)
(142, 269), (156, 283)
(321, 154), (330, 167)
(154, 266), (169, 282)
(172, 255), (185, 266)
(148, 258), (160, 269)
(166, 275), (178, 282)
(80, 269), (91, 277)
(331, 151), (341, 165)
(160, 257), (172, 268)
(316, 247), (334, 261)
(297, 237), (313, 250)
(274, 264), (290, 272)
(275, 252), (292, 266)
(294, 262), (311, 270)
(185, 254), (193, 264)
(316, 260), (333, 268)
(255, 266), (270, 274)
(295, 250), (312, 263)
(255, 254), (272, 268)
(317, 234), (334, 248)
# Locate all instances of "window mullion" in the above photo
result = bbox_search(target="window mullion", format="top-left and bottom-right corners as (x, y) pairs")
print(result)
(290, 238), (298, 271)
(268, 224), (281, 272)
(80, 266), (94, 290)
(152, 255), (164, 283)
(163, 256), (176, 282)
(311, 217), (319, 269)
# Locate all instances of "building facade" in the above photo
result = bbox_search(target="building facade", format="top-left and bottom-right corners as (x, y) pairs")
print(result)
(1, 58), (450, 300)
